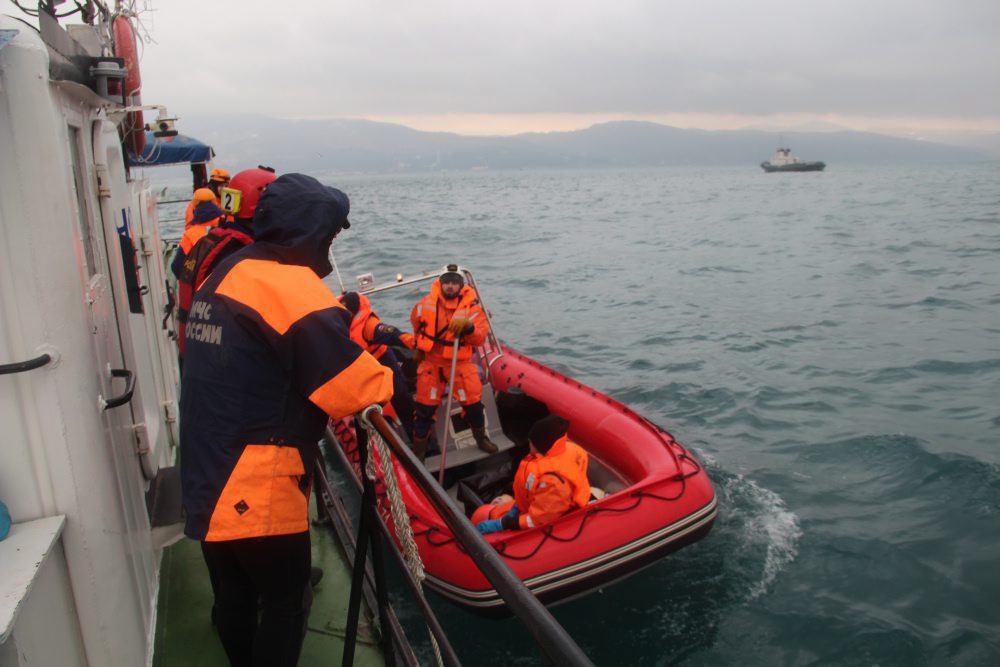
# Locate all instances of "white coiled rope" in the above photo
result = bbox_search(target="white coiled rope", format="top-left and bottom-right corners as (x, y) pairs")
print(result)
(359, 407), (444, 667)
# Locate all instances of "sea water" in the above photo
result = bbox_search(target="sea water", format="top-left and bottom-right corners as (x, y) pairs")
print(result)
(159, 162), (1000, 665)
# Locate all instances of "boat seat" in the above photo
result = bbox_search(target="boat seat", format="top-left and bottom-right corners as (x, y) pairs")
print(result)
(424, 384), (515, 471)
(587, 455), (629, 495)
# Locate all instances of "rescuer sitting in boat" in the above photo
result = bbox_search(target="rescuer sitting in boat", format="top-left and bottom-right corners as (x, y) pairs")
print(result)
(339, 291), (416, 439)
(474, 415), (590, 534)
(184, 166), (230, 227)
(410, 265), (497, 459)
(171, 187), (223, 278)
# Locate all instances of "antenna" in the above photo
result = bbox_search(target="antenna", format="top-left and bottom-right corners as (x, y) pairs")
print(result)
(328, 248), (346, 294)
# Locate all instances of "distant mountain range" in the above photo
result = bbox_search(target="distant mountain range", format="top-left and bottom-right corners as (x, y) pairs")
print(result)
(173, 115), (993, 174)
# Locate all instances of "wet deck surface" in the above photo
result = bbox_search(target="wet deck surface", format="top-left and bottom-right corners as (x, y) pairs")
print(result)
(153, 513), (384, 666)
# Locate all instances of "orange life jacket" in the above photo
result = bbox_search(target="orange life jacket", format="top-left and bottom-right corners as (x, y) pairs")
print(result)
(410, 281), (485, 361)
(513, 436), (590, 529)
(179, 221), (217, 254)
(176, 226), (253, 354)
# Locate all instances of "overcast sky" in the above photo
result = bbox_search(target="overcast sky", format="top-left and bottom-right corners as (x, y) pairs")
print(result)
(135, 0), (1000, 136)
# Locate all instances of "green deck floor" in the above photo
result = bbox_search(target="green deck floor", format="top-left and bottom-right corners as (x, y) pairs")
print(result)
(153, 514), (384, 666)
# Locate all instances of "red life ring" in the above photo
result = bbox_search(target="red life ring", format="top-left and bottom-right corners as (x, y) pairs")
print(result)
(113, 16), (145, 157)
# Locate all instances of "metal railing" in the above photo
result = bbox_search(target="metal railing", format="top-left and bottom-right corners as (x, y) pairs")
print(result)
(330, 407), (594, 667)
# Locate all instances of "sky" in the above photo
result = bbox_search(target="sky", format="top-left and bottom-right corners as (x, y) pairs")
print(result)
(130, 0), (1000, 137)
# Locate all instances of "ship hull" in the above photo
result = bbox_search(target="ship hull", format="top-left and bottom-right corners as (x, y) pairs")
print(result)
(761, 161), (826, 172)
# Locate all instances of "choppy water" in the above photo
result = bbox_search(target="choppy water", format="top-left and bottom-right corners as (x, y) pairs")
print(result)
(159, 163), (1000, 665)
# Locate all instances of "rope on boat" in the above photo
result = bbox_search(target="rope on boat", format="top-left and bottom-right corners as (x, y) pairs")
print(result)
(358, 409), (445, 667)
(339, 414), (703, 562)
(410, 442), (703, 561)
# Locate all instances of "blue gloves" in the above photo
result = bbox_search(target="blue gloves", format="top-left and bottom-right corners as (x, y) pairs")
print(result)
(476, 505), (521, 534)
(476, 518), (503, 534)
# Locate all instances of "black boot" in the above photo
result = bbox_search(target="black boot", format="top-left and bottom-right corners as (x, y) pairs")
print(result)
(472, 426), (498, 454)
(412, 433), (429, 462)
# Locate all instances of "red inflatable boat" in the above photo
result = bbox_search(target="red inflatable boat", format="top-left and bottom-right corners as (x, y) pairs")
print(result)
(331, 268), (717, 611)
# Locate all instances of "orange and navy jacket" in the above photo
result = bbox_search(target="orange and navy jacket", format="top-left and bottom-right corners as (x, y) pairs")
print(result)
(343, 293), (414, 360)
(180, 174), (392, 542)
(171, 201), (223, 278)
(410, 281), (487, 363)
(512, 436), (590, 529)
(184, 191), (222, 228)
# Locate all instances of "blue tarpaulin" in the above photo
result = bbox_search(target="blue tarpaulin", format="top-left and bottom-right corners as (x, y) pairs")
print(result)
(127, 131), (214, 167)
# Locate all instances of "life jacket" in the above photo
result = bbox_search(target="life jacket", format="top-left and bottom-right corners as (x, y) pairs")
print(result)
(411, 281), (485, 361)
(512, 436), (590, 529)
(176, 226), (253, 354)
(346, 293), (388, 360)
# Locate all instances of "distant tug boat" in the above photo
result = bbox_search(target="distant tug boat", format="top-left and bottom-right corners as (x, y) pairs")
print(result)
(760, 147), (826, 173)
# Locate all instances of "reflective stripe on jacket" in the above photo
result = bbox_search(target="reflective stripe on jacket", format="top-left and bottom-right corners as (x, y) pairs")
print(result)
(410, 281), (486, 361)
(181, 251), (393, 542)
(513, 436), (590, 529)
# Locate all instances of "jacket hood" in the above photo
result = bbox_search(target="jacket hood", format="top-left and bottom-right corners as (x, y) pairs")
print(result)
(252, 173), (351, 277)
(192, 201), (223, 224)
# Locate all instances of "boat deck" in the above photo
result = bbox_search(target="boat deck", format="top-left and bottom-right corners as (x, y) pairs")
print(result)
(153, 503), (383, 666)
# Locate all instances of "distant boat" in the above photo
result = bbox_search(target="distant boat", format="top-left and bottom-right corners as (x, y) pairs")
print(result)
(760, 147), (825, 173)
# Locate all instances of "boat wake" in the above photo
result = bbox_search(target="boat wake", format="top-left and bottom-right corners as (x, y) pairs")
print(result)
(715, 472), (802, 601)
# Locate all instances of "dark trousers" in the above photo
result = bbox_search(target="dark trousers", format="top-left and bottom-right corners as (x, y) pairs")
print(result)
(201, 531), (312, 667)
(381, 348), (415, 439)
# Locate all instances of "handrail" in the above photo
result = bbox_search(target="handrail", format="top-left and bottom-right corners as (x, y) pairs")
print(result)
(0, 353), (52, 376)
(316, 444), (452, 667)
(100, 368), (135, 410)
(358, 407), (594, 667)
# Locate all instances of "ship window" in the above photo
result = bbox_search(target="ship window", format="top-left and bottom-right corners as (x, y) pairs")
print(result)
(67, 125), (98, 278)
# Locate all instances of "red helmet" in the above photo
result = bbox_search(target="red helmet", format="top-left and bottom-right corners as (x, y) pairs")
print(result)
(227, 166), (277, 219)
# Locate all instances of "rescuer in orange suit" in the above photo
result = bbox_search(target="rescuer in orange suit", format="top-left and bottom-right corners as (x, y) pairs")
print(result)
(410, 266), (497, 459)
(338, 291), (416, 439)
(180, 173), (393, 666)
(474, 415), (590, 534)
(184, 166), (230, 227)
(176, 166), (279, 357)
(171, 187), (223, 278)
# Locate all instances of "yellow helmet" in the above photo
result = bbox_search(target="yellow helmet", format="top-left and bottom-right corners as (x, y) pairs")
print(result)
(209, 167), (231, 183)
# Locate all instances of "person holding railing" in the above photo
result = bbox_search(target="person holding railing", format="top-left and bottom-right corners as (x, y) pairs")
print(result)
(474, 415), (590, 534)
(339, 291), (416, 440)
(179, 173), (393, 667)
(410, 265), (497, 459)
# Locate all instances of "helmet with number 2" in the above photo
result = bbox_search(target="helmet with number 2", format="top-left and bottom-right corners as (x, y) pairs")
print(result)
(227, 166), (278, 220)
